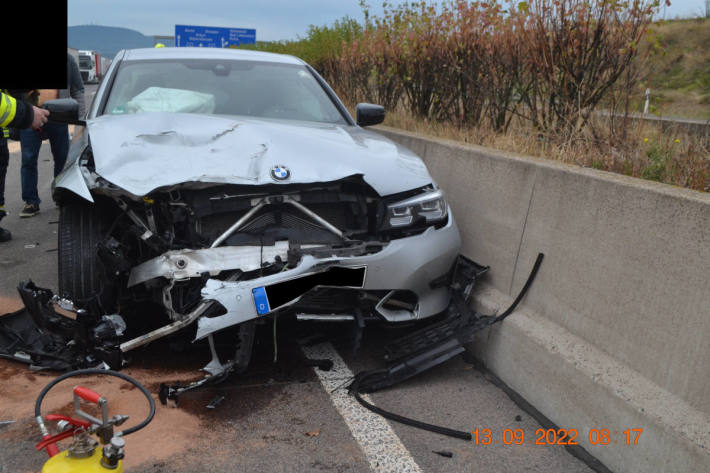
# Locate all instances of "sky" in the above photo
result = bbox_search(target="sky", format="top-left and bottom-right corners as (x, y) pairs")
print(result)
(68, 0), (709, 41)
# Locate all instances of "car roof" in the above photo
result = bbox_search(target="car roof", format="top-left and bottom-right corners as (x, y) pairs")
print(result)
(121, 47), (305, 65)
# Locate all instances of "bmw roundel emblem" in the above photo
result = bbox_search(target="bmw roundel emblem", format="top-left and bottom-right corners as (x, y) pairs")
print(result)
(270, 165), (291, 181)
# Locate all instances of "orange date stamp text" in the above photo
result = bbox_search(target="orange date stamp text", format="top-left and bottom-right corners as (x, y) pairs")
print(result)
(470, 428), (643, 446)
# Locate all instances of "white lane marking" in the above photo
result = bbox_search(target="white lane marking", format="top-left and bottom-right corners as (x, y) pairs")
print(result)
(302, 342), (422, 473)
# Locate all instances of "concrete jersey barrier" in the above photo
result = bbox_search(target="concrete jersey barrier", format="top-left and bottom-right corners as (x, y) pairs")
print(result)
(375, 125), (710, 473)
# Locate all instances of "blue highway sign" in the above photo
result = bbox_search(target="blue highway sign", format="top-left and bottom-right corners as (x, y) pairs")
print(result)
(175, 24), (256, 48)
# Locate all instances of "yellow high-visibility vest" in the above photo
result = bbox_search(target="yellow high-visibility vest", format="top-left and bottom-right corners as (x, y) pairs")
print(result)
(0, 91), (18, 128)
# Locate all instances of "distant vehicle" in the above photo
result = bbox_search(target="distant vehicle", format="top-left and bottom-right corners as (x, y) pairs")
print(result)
(78, 50), (97, 83)
(78, 50), (110, 83)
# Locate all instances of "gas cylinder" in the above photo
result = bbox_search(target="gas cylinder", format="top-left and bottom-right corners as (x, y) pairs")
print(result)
(42, 441), (123, 473)
(34, 369), (155, 473)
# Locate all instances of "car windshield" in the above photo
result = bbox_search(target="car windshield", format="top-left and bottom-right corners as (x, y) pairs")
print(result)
(102, 59), (347, 124)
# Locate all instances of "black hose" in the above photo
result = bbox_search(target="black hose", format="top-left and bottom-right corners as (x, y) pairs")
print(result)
(493, 253), (544, 322)
(34, 368), (155, 436)
(351, 371), (472, 441)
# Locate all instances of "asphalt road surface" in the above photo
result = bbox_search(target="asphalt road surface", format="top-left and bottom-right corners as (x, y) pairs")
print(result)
(0, 85), (596, 473)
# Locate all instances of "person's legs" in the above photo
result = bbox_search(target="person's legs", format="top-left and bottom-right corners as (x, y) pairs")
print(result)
(46, 123), (70, 177)
(20, 128), (43, 206)
(0, 137), (8, 208)
(0, 137), (10, 241)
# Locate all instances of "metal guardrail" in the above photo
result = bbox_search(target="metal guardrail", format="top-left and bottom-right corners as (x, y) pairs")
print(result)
(597, 110), (710, 136)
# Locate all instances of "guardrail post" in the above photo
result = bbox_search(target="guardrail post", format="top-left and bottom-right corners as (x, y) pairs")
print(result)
(643, 88), (650, 115)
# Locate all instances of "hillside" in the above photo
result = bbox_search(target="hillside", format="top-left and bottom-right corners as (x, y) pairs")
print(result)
(67, 19), (709, 120)
(68, 25), (153, 59)
(646, 17), (710, 120)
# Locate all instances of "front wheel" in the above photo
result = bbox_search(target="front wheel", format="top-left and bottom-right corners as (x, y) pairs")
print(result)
(58, 199), (116, 313)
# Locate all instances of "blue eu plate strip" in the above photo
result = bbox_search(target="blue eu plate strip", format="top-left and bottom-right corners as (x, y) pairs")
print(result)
(252, 287), (270, 315)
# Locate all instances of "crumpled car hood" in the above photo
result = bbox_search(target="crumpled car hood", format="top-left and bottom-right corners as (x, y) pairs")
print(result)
(86, 112), (432, 197)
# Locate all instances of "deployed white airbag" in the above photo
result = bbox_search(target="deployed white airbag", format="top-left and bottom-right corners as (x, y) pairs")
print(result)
(125, 87), (216, 114)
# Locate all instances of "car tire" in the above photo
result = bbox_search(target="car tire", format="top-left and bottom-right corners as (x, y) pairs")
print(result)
(58, 199), (116, 313)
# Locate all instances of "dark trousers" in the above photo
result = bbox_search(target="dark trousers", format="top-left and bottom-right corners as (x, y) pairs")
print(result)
(0, 137), (8, 207)
(20, 123), (69, 206)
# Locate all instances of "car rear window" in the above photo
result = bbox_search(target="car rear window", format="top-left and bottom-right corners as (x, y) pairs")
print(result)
(102, 59), (347, 125)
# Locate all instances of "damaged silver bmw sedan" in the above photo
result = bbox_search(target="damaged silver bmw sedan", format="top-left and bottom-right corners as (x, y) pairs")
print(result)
(46, 47), (460, 374)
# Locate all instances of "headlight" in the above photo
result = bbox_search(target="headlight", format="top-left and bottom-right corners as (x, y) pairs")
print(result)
(386, 188), (448, 228)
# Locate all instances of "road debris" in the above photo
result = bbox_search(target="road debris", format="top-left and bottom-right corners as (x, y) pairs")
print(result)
(348, 254), (544, 440)
(305, 429), (321, 437)
(206, 395), (225, 409)
(433, 450), (453, 458)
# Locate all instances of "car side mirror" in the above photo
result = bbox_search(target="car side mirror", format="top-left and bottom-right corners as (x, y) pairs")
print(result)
(43, 98), (84, 125)
(356, 103), (385, 127)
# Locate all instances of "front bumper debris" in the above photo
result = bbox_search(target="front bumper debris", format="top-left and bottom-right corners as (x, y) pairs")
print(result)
(0, 250), (543, 417)
(0, 282), (124, 370)
(354, 253), (545, 392)
(155, 254), (491, 405)
(0, 251), (486, 378)
(352, 255), (492, 392)
(348, 253), (545, 441)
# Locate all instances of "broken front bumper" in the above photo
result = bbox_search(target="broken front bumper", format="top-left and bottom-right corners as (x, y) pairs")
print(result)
(197, 214), (460, 339)
(129, 213), (461, 343)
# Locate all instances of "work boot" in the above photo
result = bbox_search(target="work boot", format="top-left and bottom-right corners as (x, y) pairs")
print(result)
(19, 203), (40, 218)
(0, 206), (11, 241)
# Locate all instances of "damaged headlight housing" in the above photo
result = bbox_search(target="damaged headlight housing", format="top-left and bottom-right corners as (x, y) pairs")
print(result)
(386, 188), (448, 228)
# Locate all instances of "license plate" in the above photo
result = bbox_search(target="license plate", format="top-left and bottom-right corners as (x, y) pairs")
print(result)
(252, 286), (270, 315)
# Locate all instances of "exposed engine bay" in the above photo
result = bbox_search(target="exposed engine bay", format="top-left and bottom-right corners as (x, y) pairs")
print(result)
(1, 176), (461, 379)
(80, 176), (452, 333)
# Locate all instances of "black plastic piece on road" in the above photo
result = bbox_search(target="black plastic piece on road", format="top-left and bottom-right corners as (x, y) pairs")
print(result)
(206, 395), (226, 409)
(0, 282), (81, 370)
(0, 281), (124, 370)
(349, 253), (544, 441)
(351, 370), (473, 441)
(433, 450), (454, 458)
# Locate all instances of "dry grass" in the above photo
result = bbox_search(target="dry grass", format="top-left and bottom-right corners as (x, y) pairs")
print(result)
(380, 105), (710, 192)
(642, 18), (710, 120)
(649, 90), (710, 121)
